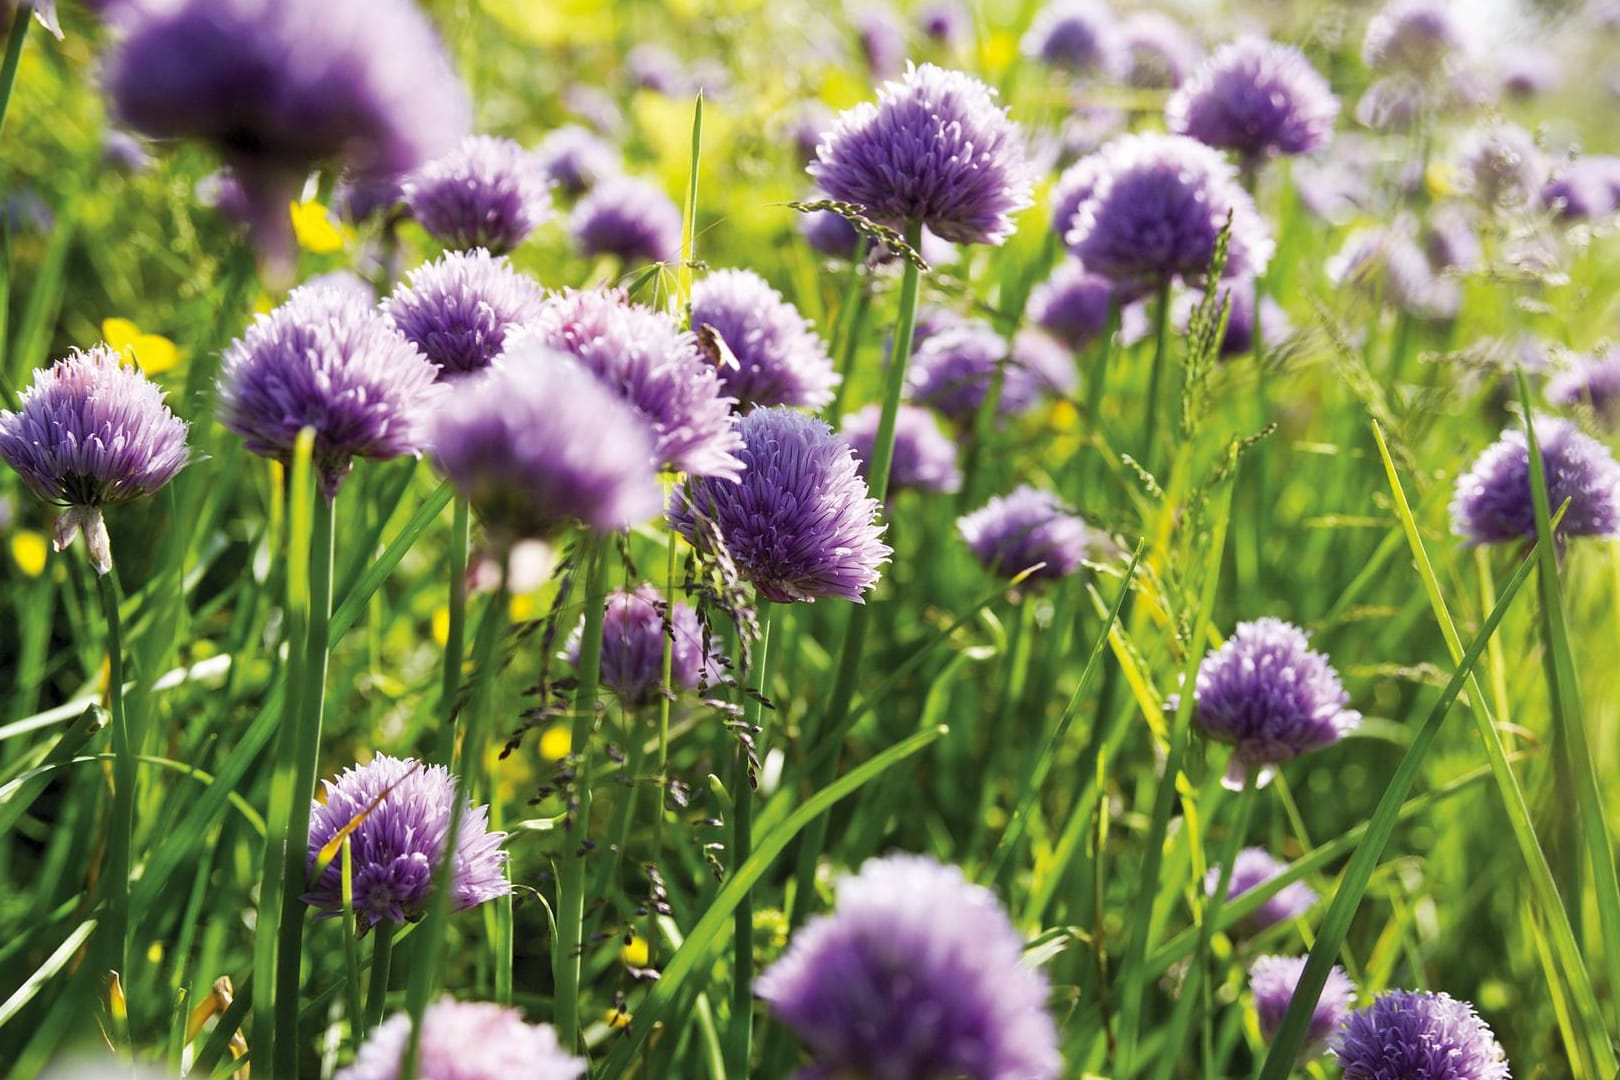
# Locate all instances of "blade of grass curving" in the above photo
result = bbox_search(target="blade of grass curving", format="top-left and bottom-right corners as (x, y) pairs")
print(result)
(0, 703), (103, 836)
(330, 480), (454, 642)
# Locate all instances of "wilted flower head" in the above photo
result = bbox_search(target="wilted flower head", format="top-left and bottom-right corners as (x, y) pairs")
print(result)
(565, 584), (717, 705)
(427, 350), (662, 540)
(529, 288), (743, 478)
(533, 125), (620, 197)
(1454, 124), (1545, 209)
(841, 403), (962, 494)
(906, 321), (1063, 424)
(1166, 36), (1338, 167)
(1547, 350), (1620, 424)
(0, 346), (190, 573)
(1335, 990), (1510, 1080)
(337, 998), (583, 1080)
(1451, 417), (1620, 546)
(1541, 156), (1620, 220)
(1021, 0), (1119, 77)
(218, 285), (440, 497)
(811, 62), (1033, 245)
(1028, 259), (1114, 350)
(756, 854), (1061, 1080)
(1118, 12), (1202, 89)
(569, 175), (684, 264)
(669, 407), (889, 604)
(1195, 618), (1360, 787)
(958, 484), (1088, 583)
(304, 754), (509, 928)
(691, 269), (839, 410)
(403, 135), (553, 254)
(1249, 955), (1356, 1058)
(383, 249), (543, 379)
(1207, 847), (1319, 933)
(1363, 0), (1465, 75)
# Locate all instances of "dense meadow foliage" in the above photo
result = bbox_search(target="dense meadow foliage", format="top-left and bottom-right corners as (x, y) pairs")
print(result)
(6, 0), (1620, 1077)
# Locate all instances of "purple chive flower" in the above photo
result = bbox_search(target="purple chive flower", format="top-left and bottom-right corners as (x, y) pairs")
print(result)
(383, 249), (543, 379)
(403, 135), (554, 254)
(1547, 350), (1620, 424)
(529, 288), (743, 479)
(690, 269), (839, 411)
(333, 172), (405, 223)
(756, 854), (1062, 1080)
(1028, 259), (1114, 350)
(1355, 75), (1426, 132)
(1050, 153), (1107, 241)
(1118, 12), (1202, 90)
(917, 0), (970, 47)
(1066, 133), (1274, 297)
(217, 285), (441, 497)
(1207, 847), (1320, 933)
(1013, 328), (1079, 398)
(337, 998), (583, 1080)
(906, 321), (1055, 425)
(841, 403), (962, 494)
(1325, 223), (1449, 317)
(1454, 124), (1545, 209)
(1336, 990), (1511, 1080)
(855, 8), (907, 80)
(1166, 36), (1338, 169)
(811, 62), (1034, 246)
(1021, 0), (1119, 77)
(1175, 283), (1291, 359)
(569, 175), (683, 265)
(196, 169), (253, 226)
(1423, 205), (1482, 273)
(1363, 0), (1465, 75)
(304, 754), (509, 929)
(958, 484), (1089, 583)
(1249, 955), (1357, 1058)
(1541, 156), (1620, 220)
(789, 102), (836, 166)
(101, 130), (152, 174)
(627, 42), (687, 95)
(565, 584), (718, 705)
(669, 407), (889, 605)
(1498, 47), (1561, 99)
(800, 205), (867, 260)
(1195, 618), (1361, 788)
(0, 346), (189, 574)
(1450, 417), (1620, 546)
(533, 124), (620, 198)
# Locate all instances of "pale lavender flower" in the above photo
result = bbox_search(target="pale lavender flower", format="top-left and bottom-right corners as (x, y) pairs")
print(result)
(1012, 328), (1078, 398)
(958, 484), (1088, 583)
(196, 169), (253, 226)
(0, 346), (189, 574)
(1118, 12), (1202, 89)
(383, 249), (543, 379)
(917, 0), (970, 47)
(811, 62), (1034, 245)
(217, 284), (441, 497)
(101, 130), (151, 173)
(565, 584), (717, 705)
(1547, 350), (1620, 424)
(533, 125), (620, 198)
(1498, 47), (1561, 99)
(1355, 75), (1426, 132)
(1028, 259), (1114, 350)
(1451, 417), (1620, 545)
(789, 102), (836, 165)
(1541, 157), (1620, 220)
(1166, 36), (1338, 168)
(1195, 618), (1360, 788)
(1454, 124), (1545, 209)
(403, 135), (554, 254)
(569, 175), (683, 264)
(1249, 955), (1356, 1058)
(627, 42), (686, 94)
(1174, 283), (1291, 359)
(691, 269), (838, 410)
(855, 8), (907, 79)
(1363, 0), (1465, 75)
(304, 754), (509, 928)
(1207, 847), (1319, 933)
(337, 998), (582, 1080)
(300, 270), (378, 306)
(1050, 153), (1107, 241)
(1335, 990), (1511, 1080)
(841, 403), (962, 494)
(1021, 0), (1119, 77)
(1423, 205), (1481, 273)
(1325, 223), (1447, 317)
(756, 854), (1061, 1080)
(669, 407), (889, 604)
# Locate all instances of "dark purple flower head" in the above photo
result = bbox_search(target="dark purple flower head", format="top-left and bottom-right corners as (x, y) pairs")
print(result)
(811, 62), (1034, 246)
(334, 172), (405, 223)
(906, 321), (1027, 424)
(1547, 350), (1620, 425)
(383, 249), (543, 379)
(427, 349), (661, 540)
(1028, 259), (1114, 350)
(841, 403), (962, 495)
(1335, 990), (1510, 1080)
(1250, 955), (1356, 1058)
(1451, 417), (1620, 546)
(669, 407), (889, 604)
(855, 8), (907, 79)
(569, 175), (684, 265)
(801, 205), (866, 259)
(691, 269), (839, 411)
(958, 484), (1088, 583)
(1050, 152), (1107, 242)
(917, 0), (970, 46)
(218, 285), (441, 497)
(565, 584), (718, 705)
(1118, 12), (1202, 89)
(403, 135), (554, 254)
(1066, 133), (1273, 296)
(337, 998), (582, 1080)
(1208, 847), (1319, 933)
(1174, 282), (1291, 359)
(529, 288), (743, 479)
(756, 854), (1061, 1080)
(1195, 618), (1360, 788)
(1541, 156), (1620, 220)
(1454, 124), (1545, 209)
(533, 125), (620, 198)
(0, 346), (190, 573)
(1021, 0), (1119, 77)
(1363, 0), (1466, 75)
(304, 754), (509, 929)
(1166, 36), (1338, 166)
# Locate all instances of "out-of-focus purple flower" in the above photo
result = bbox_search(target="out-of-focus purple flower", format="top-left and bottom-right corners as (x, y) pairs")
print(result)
(1060, 104), (1125, 161)
(196, 169), (252, 226)
(906, 321), (1062, 424)
(529, 288), (743, 479)
(800, 205), (866, 259)
(1335, 990), (1510, 1080)
(1249, 956), (1356, 1058)
(1355, 75), (1425, 132)
(1423, 204), (1481, 273)
(1291, 144), (1374, 223)
(1362, 0), (1465, 75)
(1118, 12), (1201, 89)
(855, 8), (907, 79)
(1050, 152), (1107, 242)
(565, 84), (625, 138)
(1175, 282), (1291, 359)
(1325, 223), (1450, 318)
(841, 403), (962, 494)
(917, 0), (969, 47)
(1451, 417), (1620, 546)
(569, 175), (683, 265)
(1012, 328), (1078, 398)
(1066, 133), (1273, 297)
(304, 754), (509, 928)
(811, 62), (1033, 246)
(302, 270), (378, 306)
(1497, 47), (1561, 99)
(1195, 618), (1360, 788)
(789, 102), (836, 166)
(0, 346), (190, 573)
(427, 350), (662, 540)
(403, 135), (553, 254)
(218, 285), (440, 497)
(958, 484), (1088, 583)
(1207, 847), (1319, 933)
(334, 173), (405, 223)
(534, 125), (620, 198)
(690, 268), (838, 410)
(1541, 156), (1620, 220)
(565, 584), (717, 705)
(1454, 124), (1545, 209)
(1547, 350), (1620, 425)
(627, 42), (687, 95)
(383, 249), (543, 379)
(669, 407), (889, 604)
(1166, 36), (1338, 168)
(12, 0), (61, 39)
(337, 998), (582, 1080)
(1028, 259), (1113, 350)
(1021, 0), (1119, 77)
(101, 130), (151, 173)
(756, 854), (1062, 1080)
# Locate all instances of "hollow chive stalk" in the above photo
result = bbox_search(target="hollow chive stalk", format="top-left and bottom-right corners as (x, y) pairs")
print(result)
(728, 597), (774, 1078)
(95, 569), (134, 994)
(434, 496), (471, 763)
(1142, 280), (1173, 476)
(0, 8), (29, 141)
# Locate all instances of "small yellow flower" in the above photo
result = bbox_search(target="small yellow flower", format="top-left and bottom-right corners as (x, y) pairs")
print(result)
(540, 723), (573, 762)
(431, 605), (451, 647)
(1425, 162), (1459, 200)
(1049, 399), (1080, 434)
(603, 1007), (632, 1029)
(980, 30), (1018, 74)
(102, 317), (180, 374)
(289, 199), (351, 254)
(619, 935), (651, 968)
(508, 593), (537, 623)
(11, 530), (48, 577)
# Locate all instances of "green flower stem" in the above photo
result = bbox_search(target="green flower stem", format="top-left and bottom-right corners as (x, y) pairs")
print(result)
(824, 239), (872, 424)
(654, 512), (680, 867)
(0, 8), (29, 141)
(95, 568), (133, 992)
(728, 598), (774, 1079)
(435, 496), (471, 762)
(1142, 280), (1173, 476)
(340, 838), (364, 1052)
(363, 920), (396, 1037)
